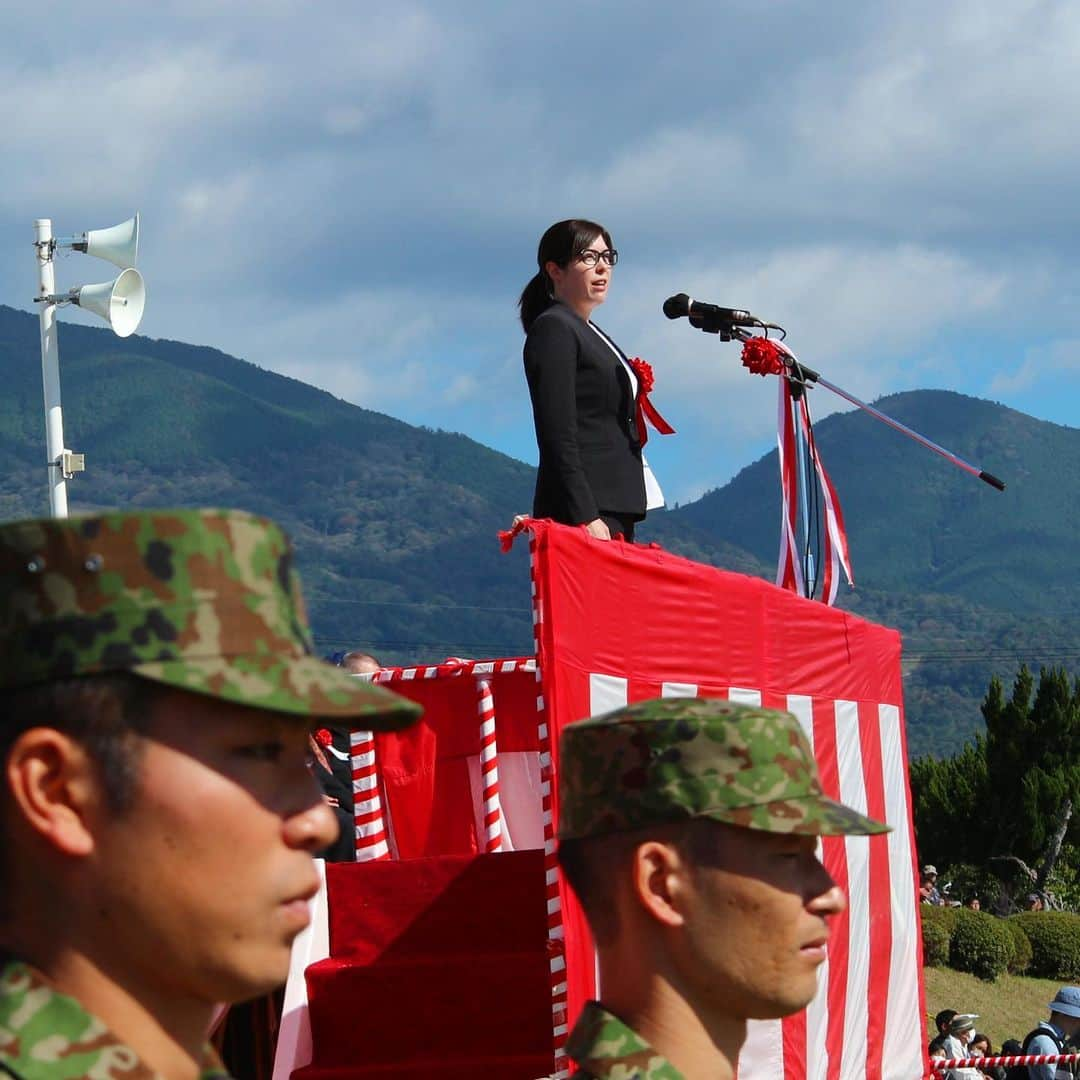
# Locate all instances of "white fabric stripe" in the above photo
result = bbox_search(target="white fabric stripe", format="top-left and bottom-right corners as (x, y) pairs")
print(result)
(725, 668), (774, 1080)
(589, 673), (629, 716)
(787, 695), (829, 1080)
(728, 686), (762, 705)
(353, 795), (384, 816)
(271, 858), (328, 1080)
(661, 682), (698, 698)
(835, 700), (871, 1080)
(879, 703), (924, 1080)
(356, 838), (389, 860)
(354, 818), (386, 839)
(786, 695), (814, 748)
(740, 1021), (784, 1079)
(808, 949), (831, 1080)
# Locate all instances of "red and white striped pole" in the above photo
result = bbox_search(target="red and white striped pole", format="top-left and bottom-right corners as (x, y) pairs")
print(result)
(350, 729), (390, 861)
(477, 678), (504, 853)
(530, 533), (569, 1078)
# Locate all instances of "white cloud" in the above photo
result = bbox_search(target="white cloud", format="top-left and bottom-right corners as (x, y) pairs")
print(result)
(606, 243), (1008, 430)
(989, 339), (1080, 395)
(2, 0), (1079, 501)
(323, 106), (371, 137)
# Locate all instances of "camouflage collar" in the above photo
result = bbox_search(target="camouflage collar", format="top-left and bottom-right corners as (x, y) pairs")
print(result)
(566, 1001), (685, 1079)
(0, 962), (231, 1080)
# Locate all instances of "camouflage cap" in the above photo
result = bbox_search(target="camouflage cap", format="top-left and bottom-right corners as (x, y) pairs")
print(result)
(557, 697), (889, 839)
(0, 509), (421, 729)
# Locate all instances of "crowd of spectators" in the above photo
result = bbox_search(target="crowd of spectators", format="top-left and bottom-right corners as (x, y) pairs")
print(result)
(920, 864), (1049, 914)
(929, 988), (1080, 1078)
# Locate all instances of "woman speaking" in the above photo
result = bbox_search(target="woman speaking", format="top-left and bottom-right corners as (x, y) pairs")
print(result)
(518, 219), (667, 543)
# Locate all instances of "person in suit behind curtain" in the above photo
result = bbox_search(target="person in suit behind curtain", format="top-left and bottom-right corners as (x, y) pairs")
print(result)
(519, 218), (666, 543)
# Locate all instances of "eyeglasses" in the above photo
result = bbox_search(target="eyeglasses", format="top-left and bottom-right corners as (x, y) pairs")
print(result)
(575, 248), (618, 268)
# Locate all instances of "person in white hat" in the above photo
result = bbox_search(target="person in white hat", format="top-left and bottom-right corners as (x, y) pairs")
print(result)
(942, 1014), (981, 1080)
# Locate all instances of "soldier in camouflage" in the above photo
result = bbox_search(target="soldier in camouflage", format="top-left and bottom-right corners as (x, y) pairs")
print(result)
(556, 697), (889, 1080)
(0, 509), (421, 1080)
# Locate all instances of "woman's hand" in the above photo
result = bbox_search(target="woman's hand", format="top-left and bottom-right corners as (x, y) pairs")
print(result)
(585, 518), (611, 540)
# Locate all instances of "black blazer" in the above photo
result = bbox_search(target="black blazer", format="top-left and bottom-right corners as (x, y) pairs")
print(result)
(523, 302), (645, 524)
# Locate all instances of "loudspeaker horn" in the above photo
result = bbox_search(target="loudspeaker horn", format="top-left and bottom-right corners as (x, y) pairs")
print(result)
(79, 213), (139, 269)
(73, 268), (146, 338)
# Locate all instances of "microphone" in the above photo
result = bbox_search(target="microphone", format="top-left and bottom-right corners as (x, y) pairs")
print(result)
(662, 293), (762, 332)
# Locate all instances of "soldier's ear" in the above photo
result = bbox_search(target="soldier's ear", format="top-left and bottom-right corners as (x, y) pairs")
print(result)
(4, 729), (99, 858)
(631, 839), (687, 929)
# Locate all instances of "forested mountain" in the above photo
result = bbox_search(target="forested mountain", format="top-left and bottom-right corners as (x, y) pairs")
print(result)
(0, 304), (539, 659)
(641, 390), (1080, 754)
(2, 303), (1075, 756)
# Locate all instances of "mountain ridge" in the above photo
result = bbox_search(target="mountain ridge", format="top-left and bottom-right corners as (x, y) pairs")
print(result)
(2, 303), (1074, 757)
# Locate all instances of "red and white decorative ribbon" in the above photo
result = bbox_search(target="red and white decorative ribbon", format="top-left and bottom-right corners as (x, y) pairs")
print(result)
(356, 654), (536, 682)
(350, 729), (390, 862)
(743, 335), (854, 605)
(477, 677), (504, 853)
(931, 1052), (1080, 1071)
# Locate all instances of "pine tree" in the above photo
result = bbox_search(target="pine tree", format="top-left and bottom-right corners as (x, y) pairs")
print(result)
(911, 664), (1080, 906)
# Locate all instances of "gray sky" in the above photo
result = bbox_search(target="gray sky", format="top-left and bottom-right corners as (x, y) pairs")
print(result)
(3, 1), (1077, 502)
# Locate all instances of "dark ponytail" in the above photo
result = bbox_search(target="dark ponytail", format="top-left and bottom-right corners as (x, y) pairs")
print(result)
(518, 218), (612, 333)
(518, 271), (553, 333)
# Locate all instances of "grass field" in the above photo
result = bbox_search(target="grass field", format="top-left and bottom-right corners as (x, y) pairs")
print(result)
(924, 966), (1063, 1050)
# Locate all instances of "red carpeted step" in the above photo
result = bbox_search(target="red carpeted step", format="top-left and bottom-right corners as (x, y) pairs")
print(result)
(325, 851), (547, 963)
(305, 953), (551, 1065)
(304, 852), (554, 1075)
(292, 1054), (553, 1080)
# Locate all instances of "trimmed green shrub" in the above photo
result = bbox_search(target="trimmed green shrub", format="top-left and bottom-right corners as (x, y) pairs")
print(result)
(922, 914), (951, 967)
(1014, 912), (1080, 979)
(921, 903), (960, 936)
(1002, 917), (1033, 974)
(948, 909), (1010, 981)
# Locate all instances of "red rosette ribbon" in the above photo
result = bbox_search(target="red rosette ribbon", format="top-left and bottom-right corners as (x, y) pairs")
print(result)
(628, 357), (676, 447)
(741, 336), (786, 377)
(314, 727), (333, 748)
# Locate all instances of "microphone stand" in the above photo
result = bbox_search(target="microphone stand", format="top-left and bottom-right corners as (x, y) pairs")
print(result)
(727, 326), (1007, 492)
